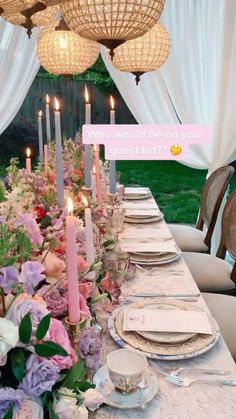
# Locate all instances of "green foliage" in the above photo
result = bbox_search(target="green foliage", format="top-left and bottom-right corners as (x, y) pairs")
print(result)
(19, 312), (32, 344)
(34, 341), (68, 357)
(0, 181), (6, 202)
(37, 56), (117, 94)
(3, 404), (13, 419)
(36, 313), (51, 340)
(10, 349), (25, 383)
(62, 359), (87, 389)
(0, 225), (31, 268)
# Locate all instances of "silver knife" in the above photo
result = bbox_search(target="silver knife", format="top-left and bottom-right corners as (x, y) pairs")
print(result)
(129, 293), (200, 298)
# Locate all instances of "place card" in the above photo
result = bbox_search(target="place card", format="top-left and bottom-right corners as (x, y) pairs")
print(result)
(120, 239), (177, 253)
(123, 309), (213, 335)
(120, 229), (172, 240)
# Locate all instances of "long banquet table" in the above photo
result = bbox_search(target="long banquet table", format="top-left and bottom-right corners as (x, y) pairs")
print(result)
(92, 191), (236, 419)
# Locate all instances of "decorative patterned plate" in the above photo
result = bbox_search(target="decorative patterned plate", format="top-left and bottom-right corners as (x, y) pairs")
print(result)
(108, 299), (220, 361)
(93, 365), (158, 409)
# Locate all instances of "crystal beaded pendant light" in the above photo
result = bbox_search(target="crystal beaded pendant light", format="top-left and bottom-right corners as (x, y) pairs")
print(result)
(0, 0), (46, 14)
(61, 0), (165, 58)
(37, 17), (100, 76)
(110, 22), (171, 84)
(3, 5), (58, 29)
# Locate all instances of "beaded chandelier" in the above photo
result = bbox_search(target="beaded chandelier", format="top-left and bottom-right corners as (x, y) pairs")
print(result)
(3, 5), (58, 29)
(37, 17), (100, 76)
(61, 0), (165, 58)
(111, 22), (171, 84)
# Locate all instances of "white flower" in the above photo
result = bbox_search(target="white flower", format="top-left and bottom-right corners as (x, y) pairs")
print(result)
(83, 388), (105, 412)
(54, 388), (88, 419)
(0, 318), (19, 357)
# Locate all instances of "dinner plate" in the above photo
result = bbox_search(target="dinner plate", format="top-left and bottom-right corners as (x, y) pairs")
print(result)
(108, 299), (220, 360)
(125, 215), (163, 224)
(130, 251), (181, 266)
(134, 302), (196, 344)
(93, 365), (158, 409)
(124, 194), (152, 201)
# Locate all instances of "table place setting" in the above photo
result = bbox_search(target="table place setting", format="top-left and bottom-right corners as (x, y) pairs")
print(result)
(124, 187), (152, 201)
(120, 236), (181, 265)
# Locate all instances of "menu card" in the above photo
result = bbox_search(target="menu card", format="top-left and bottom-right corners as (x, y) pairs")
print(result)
(120, 229), (171, 240)
(120, 239), (177, 253)
(123, 309), (213, 335)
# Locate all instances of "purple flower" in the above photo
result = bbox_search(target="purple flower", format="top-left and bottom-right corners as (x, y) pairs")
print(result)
(78, 327), (102, 373)
(0, 266), (19, 292)
(6, 298), (49, 339)
(0, 216), (5, 224)
(19, 261), (45, 294)
(17, 214), (43, 246)
(0, 388), (25, 417)
(37, 285), (67, 317)
(21, 354), (60, 397)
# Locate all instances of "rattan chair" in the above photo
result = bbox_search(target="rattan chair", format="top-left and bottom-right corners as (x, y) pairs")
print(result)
(183, 189), (236, 293)
(168, 165), (234, 252)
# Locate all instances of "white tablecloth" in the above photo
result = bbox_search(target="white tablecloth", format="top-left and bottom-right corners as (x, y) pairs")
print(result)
(92, 193), (236, 419)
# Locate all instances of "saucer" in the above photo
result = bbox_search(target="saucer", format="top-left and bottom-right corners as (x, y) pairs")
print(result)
(93, 365), (158, 409)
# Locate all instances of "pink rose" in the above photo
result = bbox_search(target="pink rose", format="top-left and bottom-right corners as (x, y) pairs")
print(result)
(14, 399), (44, 419)
(42, 251), (66, 278)
(99, 272), (117, 294)
(77, 256), (89, 274)
(49, 318), (77, 370)
(79, 294), (90, 319)
(83, 388), (104, 412)
(79, 282), (94, 300)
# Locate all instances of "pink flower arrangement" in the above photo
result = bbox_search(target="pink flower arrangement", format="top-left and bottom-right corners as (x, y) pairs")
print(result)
(49, 318), (77, 370)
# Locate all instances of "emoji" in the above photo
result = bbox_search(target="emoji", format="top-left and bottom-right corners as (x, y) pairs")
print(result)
(170, 144), (182, 156)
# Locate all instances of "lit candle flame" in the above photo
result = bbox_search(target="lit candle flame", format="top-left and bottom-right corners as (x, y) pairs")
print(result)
(81, 194), (88, 208)
(54, 97), (60, 111)
(46, 94), (50, 104)
(110, 95), (115, 110)
(38, 110), (43, 118)
(26, 147), (31, 158)
(67, 197), (73, 215)
(92, 165), (96, 175)
(85, 85), (89, 103)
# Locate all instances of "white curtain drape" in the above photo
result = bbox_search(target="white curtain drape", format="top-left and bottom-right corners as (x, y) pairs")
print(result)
(0, 18), (40, 134)
(102, 0), (236, 172)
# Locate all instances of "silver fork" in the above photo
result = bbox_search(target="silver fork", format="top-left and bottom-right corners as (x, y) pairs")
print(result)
(169, 366), (230, 376)
(166, 375), (236, 387)
(150, 363), (230, 378)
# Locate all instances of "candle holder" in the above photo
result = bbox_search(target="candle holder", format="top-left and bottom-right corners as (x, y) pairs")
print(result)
(81, 186), (93, 201)
(65, 316), (85, 356)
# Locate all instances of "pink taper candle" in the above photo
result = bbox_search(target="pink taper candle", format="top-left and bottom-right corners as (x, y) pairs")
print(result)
(66, 197), (80, 323)
(82, 194), (95, 280)
(94, 144), (103, 203)
(26, 147), (31, 173)
(44, 144), (48, 171)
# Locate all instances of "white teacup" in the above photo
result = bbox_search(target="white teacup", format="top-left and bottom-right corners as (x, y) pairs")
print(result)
(107, 349), (148, 393)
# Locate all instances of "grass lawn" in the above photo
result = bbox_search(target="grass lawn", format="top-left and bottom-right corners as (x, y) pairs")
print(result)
(117, 161), (236, 224)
